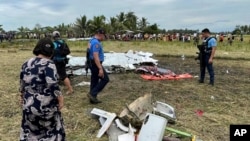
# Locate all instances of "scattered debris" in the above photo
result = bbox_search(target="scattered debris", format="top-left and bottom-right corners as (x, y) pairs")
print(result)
(162, 136), (181, 141)
(74, 81), (90, 86)
(195, 109), (204, 117)
(107, 123), (126, 141)
(166, 127), (202, 141)
(119, 93), (153, 120)
(140, 73), (193, 80)
(137, 113), (168, 141)
(193, 75), (199, 78)
(181, 54), (185, 60)
(67, 37), (91, 41)
(89, 94), (202, 141)
(66, 50), (158, 76)
(166, 127), (192, 138)
(153, 101), (176, 123)
(90, 108), (116, 138)
(118, 124), (135, 141)
(114, 119), (136, 132)
(135, 65), (175, 76)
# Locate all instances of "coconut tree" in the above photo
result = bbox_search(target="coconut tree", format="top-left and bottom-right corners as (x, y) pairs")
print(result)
(40, 26), (54, 38)
(74, 15), (88, 37)
(66, 23), (75, 38)
(124, 11), (137, 31)
(17, 26), (30, 38)
(87, 15), (106, 34)
(248, 25), (250, 34)
(144, 23), (160, 34)
(41, 26), (54, 33)
(0, 25), (3, 32)
(138, 17), (149, 31)
(116, 12), (126, 31)
(32, 23), (42, 39)
(56, 23), (68, 37)
(108, 17), (119, 33)
(240, 25), (248, 34)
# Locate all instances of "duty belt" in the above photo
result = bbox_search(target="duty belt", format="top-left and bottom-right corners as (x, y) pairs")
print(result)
(204, 50), (212, 54)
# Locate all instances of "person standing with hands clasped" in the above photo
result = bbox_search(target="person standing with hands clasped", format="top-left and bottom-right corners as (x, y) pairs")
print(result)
(199, 28), (217, 86)
(87, 29), (109, 104)
(19, 38), (65, 140)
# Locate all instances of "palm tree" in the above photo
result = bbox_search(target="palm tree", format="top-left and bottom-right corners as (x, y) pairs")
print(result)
(0, 25), (3, 32)
(108, 17), (118, 33)
(116, 12), (126, 31)
(56, 23), (68, 37)
(74, 15), (88, 37)
(144, 23), (160, 34)
(87, 15), (106, 34)
(124, 11), (137, 30)
(248, 25), (250, 34)
(41, 26), (54, 33)
(66, 23), (75, 38)
(243, 25), (248, 34)
(32, 23), (42, 39)
(116, 12), (125, 23)
(138, 17), (148, 31)
(240, 25), (247, 34)
(40, 26), (54, 38)
(17, 26), (30, 38)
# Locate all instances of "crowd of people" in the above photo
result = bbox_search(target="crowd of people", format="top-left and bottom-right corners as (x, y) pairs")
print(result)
(0, 32), (15, 42)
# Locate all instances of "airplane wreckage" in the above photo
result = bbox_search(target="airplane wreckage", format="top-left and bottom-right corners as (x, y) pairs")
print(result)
(90, 94), (202, 141)
(66, 50), (193, 80)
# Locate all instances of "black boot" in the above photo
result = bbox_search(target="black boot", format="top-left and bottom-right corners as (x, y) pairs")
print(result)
(87, 93), (102, 104)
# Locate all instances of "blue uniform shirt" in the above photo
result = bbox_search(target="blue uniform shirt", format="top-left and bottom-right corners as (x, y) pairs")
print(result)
(89, 38), (104, 62)
(207, 37), (217, 48)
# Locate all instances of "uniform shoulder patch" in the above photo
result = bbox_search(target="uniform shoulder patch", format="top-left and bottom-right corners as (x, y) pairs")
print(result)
(95, 44), (99, 48)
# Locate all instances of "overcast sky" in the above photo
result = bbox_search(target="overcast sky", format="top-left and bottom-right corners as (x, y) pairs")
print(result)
(0, 0), (249, 32)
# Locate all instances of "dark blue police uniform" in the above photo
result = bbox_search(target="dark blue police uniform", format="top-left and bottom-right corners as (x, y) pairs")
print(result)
(200, 37), (216, 85)
(89, 38), (109, 98)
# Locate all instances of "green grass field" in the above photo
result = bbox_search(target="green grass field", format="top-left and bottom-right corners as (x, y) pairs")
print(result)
(0, 38), (249, 141)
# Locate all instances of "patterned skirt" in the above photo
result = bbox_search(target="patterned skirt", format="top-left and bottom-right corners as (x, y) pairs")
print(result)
(20, 108), (65, 141)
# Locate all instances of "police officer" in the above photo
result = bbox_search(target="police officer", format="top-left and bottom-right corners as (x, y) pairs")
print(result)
(87, 29), (109, 104)
(199, 28), (217, 86)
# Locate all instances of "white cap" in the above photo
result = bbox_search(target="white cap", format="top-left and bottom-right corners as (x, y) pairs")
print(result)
(52, 31), (60, 37)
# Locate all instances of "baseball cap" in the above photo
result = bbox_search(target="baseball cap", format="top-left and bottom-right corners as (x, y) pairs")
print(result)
(52, 31), (60, 38)
(33, 38), (54, 57)
(96, 29), (106, 34)
(201, 28), (210, 33)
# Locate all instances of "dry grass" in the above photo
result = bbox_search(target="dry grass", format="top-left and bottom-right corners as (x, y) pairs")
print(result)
(0, 39), (249, 141)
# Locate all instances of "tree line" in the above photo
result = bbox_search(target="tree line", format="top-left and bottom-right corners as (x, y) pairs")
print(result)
(0, 12), (163, 38)
(232, 25), (250, 35)
(0, 11), (249, 38)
